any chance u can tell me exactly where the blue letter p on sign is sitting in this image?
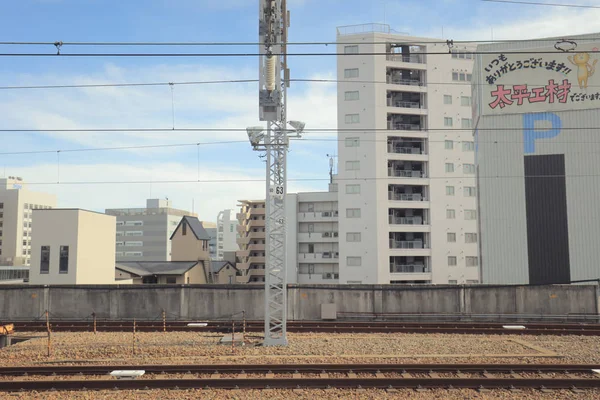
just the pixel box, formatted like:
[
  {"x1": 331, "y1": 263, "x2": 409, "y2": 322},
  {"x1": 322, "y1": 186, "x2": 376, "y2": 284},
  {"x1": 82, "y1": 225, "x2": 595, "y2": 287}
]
[{"x1": 523, "y1": 112, "x2": 562, "y2": 154}]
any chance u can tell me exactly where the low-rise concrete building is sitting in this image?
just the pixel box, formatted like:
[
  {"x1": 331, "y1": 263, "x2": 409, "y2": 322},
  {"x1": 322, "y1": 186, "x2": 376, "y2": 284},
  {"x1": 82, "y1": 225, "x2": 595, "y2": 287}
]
[
  {"x1": 29, "y1": 209, "x2": 116, "y2": 285},
  {"x1": 115, "y1": 261, "x2": 208, "y2": 284}
]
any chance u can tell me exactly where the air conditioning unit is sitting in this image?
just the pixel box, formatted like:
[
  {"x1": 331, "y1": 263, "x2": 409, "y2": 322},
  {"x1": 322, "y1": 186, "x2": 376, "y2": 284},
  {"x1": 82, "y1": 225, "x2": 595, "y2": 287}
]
[
  {"x1": 333, "y1": 232, "x2": 339, "y2": 238},
  {"x1": 333, "y1": 273, "x2": 339, "y2": 279},
  {"x1": 322, "y1": 211, "x2": 331, "y2": 217},
  {"x1": 334, "y1": 252, "x2": 339, "y2": 258},
  {"x1": 333, "y1": 211, "x2": 339, "y2": 217},
  {"x1": 324, "y1": 273, "x2": 332, "y2": 279},
  {"x1": 323, "y1": 232, "x2": 330, "y2": 237}
]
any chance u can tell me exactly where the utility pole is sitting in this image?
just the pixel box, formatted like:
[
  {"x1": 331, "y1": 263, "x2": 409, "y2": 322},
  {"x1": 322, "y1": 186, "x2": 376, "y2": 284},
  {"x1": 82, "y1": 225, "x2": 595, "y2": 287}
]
[{"x1": 247, "y1": 0, "x2": 303, "y2": 346}]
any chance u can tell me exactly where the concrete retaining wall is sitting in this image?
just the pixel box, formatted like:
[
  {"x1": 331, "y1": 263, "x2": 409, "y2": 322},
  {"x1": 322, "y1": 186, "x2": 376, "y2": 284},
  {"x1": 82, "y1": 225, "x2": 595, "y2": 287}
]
[{"x1": 0, "y1": 284, "x2": 597, "y2": 320}]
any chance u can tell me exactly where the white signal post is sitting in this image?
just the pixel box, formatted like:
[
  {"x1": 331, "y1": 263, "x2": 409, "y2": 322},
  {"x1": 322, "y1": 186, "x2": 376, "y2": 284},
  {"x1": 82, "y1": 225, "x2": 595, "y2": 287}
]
[{"x1": 247, "y1": 0, "x2": 304, "y2": 346}]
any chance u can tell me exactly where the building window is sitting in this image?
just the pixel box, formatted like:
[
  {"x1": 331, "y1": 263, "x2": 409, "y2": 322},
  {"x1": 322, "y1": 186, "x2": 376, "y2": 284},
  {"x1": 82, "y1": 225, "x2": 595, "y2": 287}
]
[
  {"x1": 116, "y1": 241, "x2": 125, "y2": 246},
  {"x1": 125, "y1": 221, "x2": 143, "y2": 226},
  {"x1": 447, "y1": 233, "x2": 456, "y2": 243},
  {"x1": 116, "y1": 221, "x2": 124, "y2": 226},
  {"x1": 466, "y1": 280, "x2": 479, "y2": 284},
  {"x1": 345, "y1": 161, "x2": 360, "y2": 171},
  {"x1": 344, "y1": 68, "x2": 359, "y2": 78},
  {"x1": 444, "y1": 117, "x2": 453, "y2": 127},
  {"x1": 345, "y1": 184, "x2": 360, "y2": 194},
  {"x1": 125, "y1": 251, "x2": 143, "y2": 257},
  {"x1": 346, "y1": 208, "x2": 361, "y2": 218},
  {"x1": 40, "y1": 246, "x2": 50, "y2": 274},
  {"x1": 446, "y1": 186, "x2": 455, "y2": 196},
  {"x1": 125, "y1": 241, "x2": 143, "y2": 246},
  {"x1": 464, "y1": 186, "x2": 477, "y2": 197},
  {"x1": 448, "y1": 256, "x2": 457, "y2": 266},
  {"x1": 116, "y1": 231, "x2": 124, "y2": 237},
  {"x1": 461, "y1": 118, "x2": 472, "y2": 129},
  {"x1": 464, "y1": 210, "x2": 477, "y2": 220},
  {"x1": 452, "y1": 72, "x2": 472, "y2": 81},
  {"x1": 346, "y1": 232, "x2": 361, "y2": 242},
  {"x1": 125, "y1": 231, "x2": 143, "y2": 236},
  {"x1": 446, "y1": 209, "x2": 456, "y2": 219},
  {"x1": 452, "y1": 72, "x2": 459, "y2": 81},
  {"x1": 59, "y1": 246, "x2": 69, "y2": 274},
  {"x1": 466, "y1": 256, "x2": 479, "y2": 267},
  {"x1": 347, "y1": 256, "x2": 362, "y2": 267},
  {"x1": 344, "y1": 45, "x2": 359, "y2": 54},
  {"x1": 445, "y1": 163, "x2": 454, "y2": 173},
  {"x1": 166, "y1": 277, "x2": 177, "y2": 284},
  {"x1": 463, "y1": 141, "x2": 475, "y2": 151},
  {"x1": 345, "y1": 91, "x2": 359, "y2": 101},
  {"x1": 115, "y1": 252, "x2": 124, "y2": 257},
  {"x1": 230, "y1": 225, "x2": 234, "y2": 232},
  {"x1": 448, "y1": 280, "x2": 458, "y2": 284},
  {"x1": 182, "y1": 221, "x2": 187, "y2": 236},
  {"x1": 443, "y1": 95, "x2": 452, "y2": 105},
  {"x1": 345, "y1": 114, "x2": 360, "y2": 124},
  {"x1": 444, "y1": 140, "x2": 453, "y2": 150},
  {"x1": 465, "y1": 233, "x2": 478, "y2": 243},
  {"x1": 461, "y1": 96, "x2": 471, "y2": 106},
  {"x1": 0, "y1": 203, "x2": 3, "y2": 209},
  {"x1": 345, "y1": 137, "x2": 360, "y2": 147},
  {"x1": 463, "y1": 164, "x2": 476, "y2": 174}
]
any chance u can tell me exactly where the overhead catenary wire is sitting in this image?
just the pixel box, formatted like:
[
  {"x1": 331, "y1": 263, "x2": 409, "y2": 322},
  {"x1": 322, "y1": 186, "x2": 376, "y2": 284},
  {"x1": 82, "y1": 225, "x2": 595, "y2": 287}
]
[
  {"x1": 5, "y1": 77, "x2": 600, "y2": 91},
  {"x1": 481, "y1": 0, "x2": 600, "y2": 9},
  {"x1": 3, "y1": 35, "x2": 600, "y2": 47},
  {"x1": 0, "y1": 49, "x2": 598, "y2": 57},
  {"x1": 15, "y1": 173, "x2": 600, "y2": 187},
  {"x1": 6, "y1": 137, "x2": 600, "y2": 157},
  {"x1": 0, "y1": 127, "x2": 597, "y2": 132}
]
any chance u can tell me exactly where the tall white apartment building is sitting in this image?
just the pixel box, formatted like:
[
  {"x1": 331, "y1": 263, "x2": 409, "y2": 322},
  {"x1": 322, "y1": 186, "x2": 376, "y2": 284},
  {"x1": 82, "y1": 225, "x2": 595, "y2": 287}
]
[
  {"x1": 105, "y1": 199, "x2": 196, "y2": 262},
  {"x1": 216, "y1": 210, "x2": 239, "y2": 260},
  {"x1": 336, "y1": 23, "x2": 479, "y2": 284},
  {"x1": 0, "y1": 177, "x2": 56, "y2": 266}
]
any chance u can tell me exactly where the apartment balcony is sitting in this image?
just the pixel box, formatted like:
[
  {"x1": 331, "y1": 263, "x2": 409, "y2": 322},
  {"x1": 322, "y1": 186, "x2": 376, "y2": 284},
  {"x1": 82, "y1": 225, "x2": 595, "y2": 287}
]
[
  {"x1": 389, "y1": 239, "x2": 425, "y2": 249},
  {"x1": 297, "y1": 211, "x2": 339, "y2": 222},
  {"x1": 248, "y1": 219, "x2": 266, "y2": 228},
  {"x1": 390, "y1": 264, "x2": 430, "y2": 273},
  {"x1": 387, "y1": 169, "x2": 426, "y2": 178},
  {"x1": 386, "y1": 53, "x2": 426, "y2": 70},
  {"x1": 297, "y1": 232, "x2": 339, "y2": 243},
  {"x1": 386, "y1": 100, "x2": 427, "y2": 116},
  {"x1": 237, "y1": 258, "x2": 265, "y2": 271},
  {"x1": 298, "y1": 252, "x2": 340, "y2": 263},
  {"x1": 386, "y1": 72, "x2": 427, "y2": 93},
  {"x1": 248, "y1": 244, "x2": 265, "y2": 252}
]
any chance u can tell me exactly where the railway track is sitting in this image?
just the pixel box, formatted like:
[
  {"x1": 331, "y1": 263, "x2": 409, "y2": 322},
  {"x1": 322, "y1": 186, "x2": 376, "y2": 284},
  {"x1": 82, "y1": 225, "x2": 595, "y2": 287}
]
[
  {"x1": 0, "y1": 363, "x2": 599, "y2": 392},
  {"x1": 9, "y1": 320, "x2": 600, "y2": 335}
]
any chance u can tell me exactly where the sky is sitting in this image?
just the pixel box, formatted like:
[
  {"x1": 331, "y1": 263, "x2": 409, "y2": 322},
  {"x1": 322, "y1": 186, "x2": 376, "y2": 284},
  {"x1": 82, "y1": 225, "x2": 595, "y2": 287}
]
[{"x1": 2, "y1": 0, "x2": 600, "y2": 222}]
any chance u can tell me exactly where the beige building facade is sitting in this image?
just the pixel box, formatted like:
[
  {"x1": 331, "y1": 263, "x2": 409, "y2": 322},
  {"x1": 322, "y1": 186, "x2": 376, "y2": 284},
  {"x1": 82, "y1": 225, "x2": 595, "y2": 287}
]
[
  {"x1": 29, "y1": 209, "x2": 117, "y2": 285},
  {"x1": 0, "y1": 177, "x2": 56, "y2": 266},
  {"x1": 236, "y1": 200, "x2": 266, "y2": 283}
]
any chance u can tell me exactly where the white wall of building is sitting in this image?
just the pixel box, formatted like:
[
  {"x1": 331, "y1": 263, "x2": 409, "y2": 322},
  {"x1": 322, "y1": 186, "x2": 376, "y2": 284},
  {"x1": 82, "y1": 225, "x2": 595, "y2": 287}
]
[
  {"x1": 29, "y1": 209, "x2": 117, "y2": 285},
  {"x1": 217, "y1": 209, "x2": 239, "y2": 260},
  {"x1": 0, "y1": 177, "x2": 56, "y2": 266},
  {"x1": 336, "y1": 24, "x2": 479, "y2": 284}
]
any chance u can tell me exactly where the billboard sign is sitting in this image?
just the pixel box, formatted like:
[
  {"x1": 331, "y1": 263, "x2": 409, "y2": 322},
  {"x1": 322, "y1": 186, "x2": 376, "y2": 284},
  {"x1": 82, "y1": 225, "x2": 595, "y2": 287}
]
[{"x1": 480, "y1": 43, "x2": 600, "y2": 115}]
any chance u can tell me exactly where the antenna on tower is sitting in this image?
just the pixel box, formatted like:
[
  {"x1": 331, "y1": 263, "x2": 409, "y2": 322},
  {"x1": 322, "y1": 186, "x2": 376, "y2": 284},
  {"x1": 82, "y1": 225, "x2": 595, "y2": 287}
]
[{"x1": 326, "y1": 154, "x2": 336, "y2": 184}]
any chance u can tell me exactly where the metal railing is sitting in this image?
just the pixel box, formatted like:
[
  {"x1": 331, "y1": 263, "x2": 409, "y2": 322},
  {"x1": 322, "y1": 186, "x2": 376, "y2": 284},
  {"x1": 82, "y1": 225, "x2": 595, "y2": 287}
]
[
  {"x1": 386, "y1": 54, "x2": 424, "y2": 64},
  {"x1": 389, "y1": 216, "x2": 423, "y2": 225},
  {"x1": 389, "y1": 240, "x2": 425, "y2": 249},
  {"x1": 389, "y1": 264, "x2": 430, "y2": 273},
  {"x1": 388, "y1": 193, "x2": 423, "y2": 201},
  {"x1": 386, "y1": 78, "x2": 424, "y2": 86},
  {"x1": 388, "y1": 168, "x2": 425, "y2": 178},
  {"x1": 387, "y1": 100, "x2": 423, "y2": 109},
  {"x1": 387, "y1": 122, "x2": 422, "y2": 131},
  {"x1": 387, "y1": 144, "x2": 423, "y2": 154}
]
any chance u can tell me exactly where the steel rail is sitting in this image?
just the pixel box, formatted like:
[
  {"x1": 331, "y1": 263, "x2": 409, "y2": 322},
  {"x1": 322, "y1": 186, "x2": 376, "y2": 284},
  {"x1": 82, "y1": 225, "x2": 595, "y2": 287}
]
[
  {"x1": 0, "y1": 363, "x2": 599, "y2": 376},
  {"x1": 1, "y1": 377, "x2": 599, "y2": 392}
]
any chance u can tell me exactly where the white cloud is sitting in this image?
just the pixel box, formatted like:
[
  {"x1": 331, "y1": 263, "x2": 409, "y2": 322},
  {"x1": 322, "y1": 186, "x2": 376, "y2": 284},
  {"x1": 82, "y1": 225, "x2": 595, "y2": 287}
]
[{"x1": 0, "y1": 62, "x2": 337, "y2": 221}]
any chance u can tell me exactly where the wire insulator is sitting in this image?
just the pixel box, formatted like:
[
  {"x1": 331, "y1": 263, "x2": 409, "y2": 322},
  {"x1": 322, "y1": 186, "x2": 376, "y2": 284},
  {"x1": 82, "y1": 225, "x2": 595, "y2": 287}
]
[{"x1": 265, "y1": 55, "x2": 276, "y2": 91}]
